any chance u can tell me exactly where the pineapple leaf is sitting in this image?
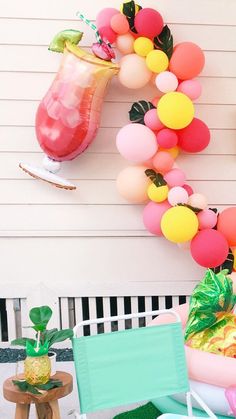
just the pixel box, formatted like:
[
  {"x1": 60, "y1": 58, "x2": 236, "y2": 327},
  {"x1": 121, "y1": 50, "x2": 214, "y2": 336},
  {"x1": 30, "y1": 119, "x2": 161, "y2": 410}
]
[
  {"x1": 122, "y1": 1, "x2": 142, "y2": 33},
  {"x1": 129, "y1": 100, "x2": 155, "y2": 124},
  {"x1": 212, "y1": 248, "x2": 234, "y2": 275},
  {"x1": 154, "y1": 25, "x2": 173, "y2": 59}
]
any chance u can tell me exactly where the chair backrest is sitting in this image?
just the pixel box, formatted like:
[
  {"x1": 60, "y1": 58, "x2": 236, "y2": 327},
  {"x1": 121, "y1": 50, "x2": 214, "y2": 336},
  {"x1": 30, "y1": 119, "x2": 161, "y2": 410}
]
[{"x1": 73, "y1": 310, "x2": 189, "y2": 414}]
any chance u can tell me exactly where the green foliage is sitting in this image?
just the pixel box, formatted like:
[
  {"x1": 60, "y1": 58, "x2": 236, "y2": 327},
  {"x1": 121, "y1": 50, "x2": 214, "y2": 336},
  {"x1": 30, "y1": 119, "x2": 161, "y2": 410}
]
[
  {"x1": 122, "y1": 1, "x2": 142, "y2": 33},
  {"x1": 11, "y1": 338, "x2": 35, "y2": 347},
  {"x1": 30, "y1": 306, "x2": 52, "y2": 332},
  {"x1": 129, "y1": 101, "x2": 155, "y2": 124},
  {"x1": 145, "y1": 169, "x2": 167, "y2": 187},
  {"x1": 13, "y1": 379, "x2": 62, "y2": 395},
  {"x1": 154, "y1": 25, "x2": 173, "y2": 59}
]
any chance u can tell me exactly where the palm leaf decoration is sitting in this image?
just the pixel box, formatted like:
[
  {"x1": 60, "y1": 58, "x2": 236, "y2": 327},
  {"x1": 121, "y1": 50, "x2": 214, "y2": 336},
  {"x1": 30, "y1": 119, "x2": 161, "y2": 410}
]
[
  {"x1": 122, "y1": 1, "x2": 142, "y2": 33},
  {"x1": 145, "y1": 169, "x2": 167, "y2": 187},
  {"x1": 129, "y1": 101, "x2": 155, "y2": 124},
  {"x1": 154, "y1": 25, "x2": 173, "y2": 59},
  {"x1": 213, "y1": 248, "x2": 234, "y2": 274}
]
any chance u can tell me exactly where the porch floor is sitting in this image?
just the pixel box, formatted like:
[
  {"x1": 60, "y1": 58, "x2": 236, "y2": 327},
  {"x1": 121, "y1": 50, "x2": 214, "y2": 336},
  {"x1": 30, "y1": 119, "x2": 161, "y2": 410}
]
[{"x1": 0, "y1": 362, "x2": 141, "y2": 418}]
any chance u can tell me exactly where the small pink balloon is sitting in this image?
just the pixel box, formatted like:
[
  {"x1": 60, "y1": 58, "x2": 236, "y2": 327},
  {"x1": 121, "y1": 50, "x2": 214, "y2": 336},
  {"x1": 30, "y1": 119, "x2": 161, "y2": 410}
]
[
  {"x1": 96, "y1": 8, "x2": 119, "y2": 28},
  {"x1": 155, "y1": 71, "x2": 178, "y2": 93},
  {"x1": 188, "y1": 193, "x2": 208, "y2": 209},
  {"x1": 168, "y1": 186, "x2": 189, "y2": 206},
  {"x1": 110, "y1": 13, "x2": 129, "y2": 34},
  {"x1": 177, "y1": 79, "x2": 202, "y2": 101},
  {"x1": 182, "y1": 184, "x2": 194, "y2": 196},
  {"x1": 143, "y1": 201, "x2": 171, "y2": 236},
  {"x1": 197, "y1": 209, "x2": 217, "y2": 230},
  {"x1": 144, "y1": 109, "x2": 164, "y2": 131},
  {"x1": 164, "y1": 168, "x2": 186, "y2": 187},
  {"x1": 116, "y1": 123, "x2": 158, "y2": 162},
  {"x1": 156, "y1": 128, "x2": 178, "y2": 148},
  {"x1": 99, "y1": 26, "x2": 117, "y2": 44},
  {"x1": 152, "y1": 151, "x2": 174, "y2": 173},
  {"x1": 116, "y1": 33, "x2": 134, "y2": 55}
]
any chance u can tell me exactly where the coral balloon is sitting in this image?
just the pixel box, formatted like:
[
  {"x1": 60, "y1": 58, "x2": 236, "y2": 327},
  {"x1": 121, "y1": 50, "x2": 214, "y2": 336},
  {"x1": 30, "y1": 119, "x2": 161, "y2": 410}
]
[
  {"x1": 217, "y1": 207, "x2": 236, "y2": 246},
  {"x1": 155, "y1": 71, "x2": 178, "y2": 93},
  {"x1": 110, "y1": 13, "x2": 129, "y2": 35},
  {"x1": 156, "y1": 128, "x2": 178, "y2": 149},
  {"x1": 190, "y1": 229, "x2": 229, "y2": 268},
  {"x1": 169, "y1": 42, "x2": 205, "y2": 80},
  {"x1": 188, "y1": 193, "x2": 208, "y2": 210},
  {"x1": 116, "y1": 33, "x2": 134, "y2": 54},
  {"x1": 178, "y1": 118, "x2": 210, "y2": 153},
  {"x1": 134, "y1": 8, "x2": 164, "y2": 39},
  {"x1": 157, "y1": 92, "x2": 194, "y2": 129},
  {"x1": 197, "y1": 209, "x2": 218, "y2": 230},
  {"x1": 164, "y1": 168, "x2": 186, "y2": 187},
  {"x1": 161, "y1": 206, "x2": 199, "y2": 243},
  {"x1": 134, "y1": 37, "x2": 154, "y2": 57},
  {"x1": 144, "y1": 109, "x2": 164, "y2": 131},
  {"x1": 116, "y1": 123, "x2": 158, "y2": 162},
  {"x1": 96, "y1": 8, "x2": 119, "y2": 28},
  {"x1": 143, "y1": 201, "x2": 171, "y2": 235},
  {"x1": 152, "y1": 151, "x2": 174, "y2": 173},
  {"x1": 116, "y1": 166, "x2": 151, "y2": 203},
  {"x1": 168, "y1": 186, "x2": 189, "y2": 206},
  {"x1": 146, "y1": 50, "x2": 169, "y2": 73},
  {"x1": 177, "y1": 79, "x2": 202, "y2": 101},
  {"x1": 118, "y1": 54, "x2": 152, "y2": 88}
]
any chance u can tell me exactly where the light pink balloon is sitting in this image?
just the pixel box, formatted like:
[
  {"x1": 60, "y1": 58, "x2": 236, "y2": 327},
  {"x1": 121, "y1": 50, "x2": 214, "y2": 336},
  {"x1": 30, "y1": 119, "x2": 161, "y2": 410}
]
[
  {"x1": 143, "y1": 200, "x2": 171, "y2": 235},
  {"x1": 188, "y1": 193, "x2": 208, "y2": 209},
  {"x1": 144, "y1": 109, "x2": 164, "y2": 131},
  {"x1": 155, "y1": 71, "x2": 178, "y2": 93},
  {"x1": 117, "y1": 166, "x2": 151, "y2": 203},
  {"x1": 164, "y1": 168, "x2": 186, "y2": 187},
  {"x1": 197, "y1": 209, "x2": 217, "y2": 230},
  {"x1": 116, "y1": 33, "x2": 135, "y2": 55},
  {"x1": 118, "y1": 54, "x2": 152, "y2": 89},
  {"x1": 177, "y1": 79, "x2": 202, "y2": 101},
  {"x1": 168, "y1": 186, "x2": 189, "y2": 206},
  {"x1": 116, "y1": 123, "x2": 158, "y2": 162}
]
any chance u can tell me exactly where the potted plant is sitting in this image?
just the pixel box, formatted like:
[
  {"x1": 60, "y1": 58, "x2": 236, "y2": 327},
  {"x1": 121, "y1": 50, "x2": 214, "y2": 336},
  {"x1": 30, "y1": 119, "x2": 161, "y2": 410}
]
[{"x1": 11, "y1": 306, "x2": 73, "y2": 386}]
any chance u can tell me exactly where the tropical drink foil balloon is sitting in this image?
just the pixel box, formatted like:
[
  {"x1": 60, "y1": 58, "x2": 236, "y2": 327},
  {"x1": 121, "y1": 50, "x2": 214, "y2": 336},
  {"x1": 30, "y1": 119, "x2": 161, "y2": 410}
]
[
  {"x1": 24, "y1": 341, "x2": 51, "y2": 385},
  {"x1": 20, "y1": 30, "x2": 119, "y2": 190}
]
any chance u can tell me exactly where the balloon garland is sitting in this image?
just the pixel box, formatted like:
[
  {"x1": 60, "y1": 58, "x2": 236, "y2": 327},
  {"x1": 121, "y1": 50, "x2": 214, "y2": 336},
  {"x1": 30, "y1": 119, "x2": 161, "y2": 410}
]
[
  {"x1": 19, "y1": 0, "x2": 236, "y2": 271},
  {"x1": 109, "y1": 1, "x2": 235, "y2": 271}
]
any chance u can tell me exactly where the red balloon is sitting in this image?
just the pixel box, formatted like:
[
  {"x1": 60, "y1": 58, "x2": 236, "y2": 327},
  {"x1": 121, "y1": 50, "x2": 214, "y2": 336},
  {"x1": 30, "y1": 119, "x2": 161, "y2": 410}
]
[
  {"x1": 98, "y1": 26, "x2": 117, "y2": 44},
  {"x1": 178, "y1": 118, "x2": 210, "y2": 153},
  {"x1": 182, "y1": 184, "x2": 194, "y2": 196},
  {"x1": 134, "y1": 8, "x2": 164, "y2": 39},
  {"x1": 217, "y1": 207, "x2": 236, "y2": 247},
  {"x1": 190, "y1": 229, "x2": 229, "y2": 268},
  {"x1": 156, "y1": 128, "x2": 178, "y2": 149},
  {"x1": 169, "y1": 42, "x2": 205, "y2": 80}
]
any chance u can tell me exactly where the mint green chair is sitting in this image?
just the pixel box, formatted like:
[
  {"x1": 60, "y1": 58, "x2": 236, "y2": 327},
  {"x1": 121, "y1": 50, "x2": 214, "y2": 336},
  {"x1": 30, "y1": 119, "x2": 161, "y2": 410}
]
[{"x1": 72, "y1": 310, "x2": 216, "y2": 419}]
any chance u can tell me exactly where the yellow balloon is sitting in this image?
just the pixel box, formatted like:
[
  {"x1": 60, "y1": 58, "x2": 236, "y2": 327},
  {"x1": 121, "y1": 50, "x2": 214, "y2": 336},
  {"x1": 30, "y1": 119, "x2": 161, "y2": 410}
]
[
  {"x1": 146, "y1": 50, "x2": 169, "y2": 73},
  {"x1": 157, "y1": 92, "x2": 194, "y2": 129},
  {"x1": 159, "y1": 146, "x2": 180, "y2": 159},
  {"x1": 134, "y1": 37, "x2": 154, "y2": 57},
  {"x1": 161, "y1": 206, "x2": 199, "y2": 243},
  {"x1": 147, "y1": 184, "x2": 169, "y2": 203}
]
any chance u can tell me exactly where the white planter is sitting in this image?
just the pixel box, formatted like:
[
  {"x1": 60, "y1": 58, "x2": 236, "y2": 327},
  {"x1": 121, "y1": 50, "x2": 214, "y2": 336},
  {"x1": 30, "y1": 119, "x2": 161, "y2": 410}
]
[{"x1": 48, "y1": 351, "x2": 57, "y2": 376}]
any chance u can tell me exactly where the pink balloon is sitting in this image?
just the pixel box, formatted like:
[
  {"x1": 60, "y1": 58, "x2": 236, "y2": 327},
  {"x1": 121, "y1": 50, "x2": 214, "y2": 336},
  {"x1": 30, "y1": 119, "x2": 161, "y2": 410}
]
[
  {"x1": 177, "y1": 79, "x2": 202, "y2": 101},
  {"x1": 225, "y1": 387, "x2": 236, "y2": 416},
  {"x1": 197, "y1": 209, "x2": 217, "y2": 230},
  {"x1": 164, "y1": 168, "x2": 186, "y2": 187},
  {"x1": 168, "y1": 186, "x2": 189, "y2": 206},
  {"x1": 144, "y1": 109, "x2": 164, "y2": 131},
  {"x1": 191, "y1": 229, "x2": 229, "y2": 268},
  {"x1": 99, "y1": 26, "x2": 117, "y2": 44},
  {"x1": 156, "y1": 128, "x2": 178, "y2": 148},
  {"x1": 155, "y1": 71, "x2": 178, "y2": 93},
  {"x1": 134, "y1": 8, "x2": 164, "y2": 39},
  {"x1": 96, "y1": 8, "x2": 119, "y2": 28},
  {"x1": 116, "y1": 123, "x2": 158, "y2": 162},
  {"x1": 182, "y1": 184, "x2": 194, "y2": 196},
  {"x1": 152, "y1": 151, "x2": 174, "y2": 173},
  {"x1": 143, "y1": 201, "x2": 171, "y2": 235},
  {"x1": 110, "y1": 13, "x2": 129, "y2": 35}
]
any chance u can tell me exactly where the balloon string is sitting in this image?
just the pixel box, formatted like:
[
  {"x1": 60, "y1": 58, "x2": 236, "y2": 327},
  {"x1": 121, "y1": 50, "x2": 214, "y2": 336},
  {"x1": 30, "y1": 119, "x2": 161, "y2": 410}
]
[{"x1": 77, "y1": 12, "x2": 102, "y2": 44}]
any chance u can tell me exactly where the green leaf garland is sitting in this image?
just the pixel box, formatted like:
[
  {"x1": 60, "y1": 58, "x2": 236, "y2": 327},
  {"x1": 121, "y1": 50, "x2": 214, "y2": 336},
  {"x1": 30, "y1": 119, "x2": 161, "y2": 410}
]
[
  {"x1": 13, "y1": 379, "x2": 63, "y2": 395},
  {"x1": 154, "y1": 25, "x2": 173, "y2": 59},
  {"x1": 129, "y1": 101, "x2": 155, "y2": 124}
]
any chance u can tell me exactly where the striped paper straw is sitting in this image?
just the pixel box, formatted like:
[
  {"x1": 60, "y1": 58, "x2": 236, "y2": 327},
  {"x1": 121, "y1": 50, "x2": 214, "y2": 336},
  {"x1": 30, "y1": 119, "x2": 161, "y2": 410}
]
[{"x1": 77, "y1": 12, "x2": 102, "y2": 44}]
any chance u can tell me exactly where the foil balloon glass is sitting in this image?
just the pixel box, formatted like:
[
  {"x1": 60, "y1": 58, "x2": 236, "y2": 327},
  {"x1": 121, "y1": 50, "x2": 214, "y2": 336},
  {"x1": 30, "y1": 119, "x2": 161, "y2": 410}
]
[{"x1": 20, "y1": 31, "x2": 119, "y2": 190}]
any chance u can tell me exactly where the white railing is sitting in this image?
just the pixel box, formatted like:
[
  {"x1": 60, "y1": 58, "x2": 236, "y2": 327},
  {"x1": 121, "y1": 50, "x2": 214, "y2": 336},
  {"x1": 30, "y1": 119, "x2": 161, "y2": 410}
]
[{"x1": 0, "y1": 284, "x2": 191, "y2": 346}]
